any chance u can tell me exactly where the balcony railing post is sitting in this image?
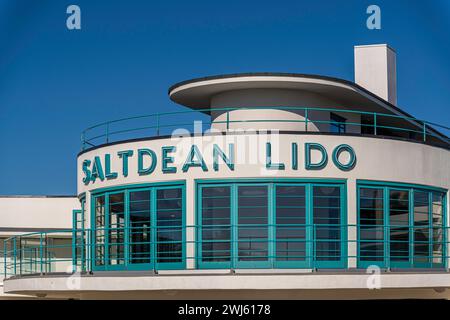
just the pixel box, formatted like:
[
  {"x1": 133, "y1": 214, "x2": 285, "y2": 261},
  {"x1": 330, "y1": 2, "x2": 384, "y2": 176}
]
[
  {"x1": 81, "y1": 132, "x2": 85, "y2": 151},
  {"x1": 226, "y1": 111, "x2": 230, "y2": 130},
  {"x1": 374, "y1": 112, "x2": 377, "y2": 135},
  {"x1": 312, "y1": 224, "x2": 316, "y2": 269},
  {"x1": 305, "y1": 108, "x2": 309, "y2": 132},
  {"x1": 40, "y1": 234, "x2": 43, "y2": 275},
  {"x1": 3, "y1": 240, "x2": 6, "y2": 277},
  {"x1": 156, "y1": 114, "x2": 160, "y2": 136},
  {"x1": 13, "y1": 238, "x2": 16, "y2": 276},
  {"x1": 423, "y1": 122, "x2": 427, "y2": 142},
  {"x1": 105, "y1": 122, "x2": 110, "y2": 144},
  {"x1": 18, "y1": 237, "x2": 22, "y2": 276}
]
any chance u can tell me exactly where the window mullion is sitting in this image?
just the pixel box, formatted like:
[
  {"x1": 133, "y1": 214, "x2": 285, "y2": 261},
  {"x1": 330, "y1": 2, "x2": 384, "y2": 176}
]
[
  {"x1": 307, "y1": 184, "x2": 313, "y2": 268},
  {"x1": 408, "y1": 189, "x2": 413, "y2": 267},
  {"x1": 269, "y1": 183, "x2": 275, "y2": 268},
  {"x1": 124, "y1": 191, "x2": 130, "y2": 267},
  {"x1": 105, "y1": 194, "x2": 110, "y2": 269},
  {"x1": 428, "y1": 191, "x2": 433, "y2": 268},
  {"x1": 384, "y1": 187, "x2": 389, "y2": 269},
  {"x1": 231, "y1": 184, "x2": 237, "y2": 269},
  {"x1": 151, "y1": 188, "x2": 157, "y2": 271}
]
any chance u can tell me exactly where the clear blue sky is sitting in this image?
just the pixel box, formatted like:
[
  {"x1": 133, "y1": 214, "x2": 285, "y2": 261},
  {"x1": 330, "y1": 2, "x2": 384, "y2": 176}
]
[{"x1": 0, "y1": 0, "x2": 449, "y2": 195}]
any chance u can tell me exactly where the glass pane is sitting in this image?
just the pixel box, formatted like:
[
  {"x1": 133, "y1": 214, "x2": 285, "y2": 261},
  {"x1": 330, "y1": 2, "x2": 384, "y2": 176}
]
[
  {"x1": 276, "y1": 185, "x2": 306, "y2": 261},
  {"x1": 413, "y1": 191, "x2": 429, "y2": 264},
  {"x1": 109, "y1": 193, "x2": 125, "y2": 265},
  {"x1": 238, "y1": 186, "x2": 268, "y2": 262},
  {"x1": 432, "y1": 192, "x2": 444, "y2": 264},
  {"x1": 202, "y1": 186, "x2": 231, "y2": 262},
  {"x1": 157, "y1": 188, "x2": 183, "y2": 263},
  {"x1": 95, "y1": 196, "x2": 106, "y2": 266},
  {"x1": 313, "y1": 186, "x2": 341, "y2": 261},
  {"x1": 389, "y1": 189, "x2": 409, "y2": 262},
  {"x1": 129, "y1": 190, "x2": 151, "y2": 264},
  {"x1": 359, "y1": 188, "x2": 384, "y2": 261}
]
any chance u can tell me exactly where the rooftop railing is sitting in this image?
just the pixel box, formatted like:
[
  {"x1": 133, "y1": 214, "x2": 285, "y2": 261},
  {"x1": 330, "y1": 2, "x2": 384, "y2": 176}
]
[
  {"x1": 3, "y1": 225, "x2": 449, "y2": 279},
  {"x1": 81, "y1": 107, "x2": 450, "y2": 151}
]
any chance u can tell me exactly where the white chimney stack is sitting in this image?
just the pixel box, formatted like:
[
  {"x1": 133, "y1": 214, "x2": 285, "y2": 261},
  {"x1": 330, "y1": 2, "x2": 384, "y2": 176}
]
[{"x1": 354, "y1": 44, "x2": 397, "y2": 105}]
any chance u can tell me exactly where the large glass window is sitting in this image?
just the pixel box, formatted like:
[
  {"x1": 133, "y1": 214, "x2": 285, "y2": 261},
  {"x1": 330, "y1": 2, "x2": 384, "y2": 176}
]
[
  {"x1": 358, "y1": 184, "x2": 446, "y2": 268},
  {"x1": 91, "y1": 184, "x2": 185, "y2": 270},
  {"x1": 413, "y1": 190, "x2": 429, "y2": 264},
  {"x1": 359, "y1": 188, "x2": 384, "y2": 262},
  {"x1": 432, "y1": 192, "x2": 444, "y2": 265},
  {"x1": 389, "y1": 189, "x2": 410, "y2": 263},
  {"x1": 156, "y1": 188, "x2": 183, "y2": 264},
  {"x1": 201, "y1": 186, "x2": 231, "y2": 263},
  {"x1": 198, "y1": 181, "x2": 346, "y2": 269},
  {"x1": 94, "y1": 195, "x2": 106, "y2": 266},
  {"x1": 330, "y1": 113, "x2": 347, "y2": 133},
  {"x1": 275, "y1": 185, "x2": 307, "y2": 263},
  {"x1": 313, "y1": 186, "x2": 342, "y2": 262},
  {"x1": 73, "y1": 198, "x2": 86, "y2": 271},
  {"x1": 129, "y1": 190, "x2": 151, "y2": 264},
  {"x1": 109, "y1": 192, "x2": 125, "y2": 265},
  {"x1": 237, "y1": 186, "x2": 269, "y2": 263}
]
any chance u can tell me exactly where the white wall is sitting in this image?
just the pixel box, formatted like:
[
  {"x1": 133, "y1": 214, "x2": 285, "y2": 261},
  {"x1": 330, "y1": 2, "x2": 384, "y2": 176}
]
[
  {"x1": 209, "y1": 88, "x2": 359, "y2": 133},
  {"x1": 355, "y1": 44, "x2": 397, "y2": 105},
  {"x1": 0, "y1": 197, "x2": 78, "y2": 232},
  {"x1": 0, "y1": 196, "x2": 78, "y2": 298},
  {"x1": 77, "y1": 134, "x2": 449, "y2": 269},
  {"x1": 77, "y1": 134, "x2": 450, "y2": 194}
]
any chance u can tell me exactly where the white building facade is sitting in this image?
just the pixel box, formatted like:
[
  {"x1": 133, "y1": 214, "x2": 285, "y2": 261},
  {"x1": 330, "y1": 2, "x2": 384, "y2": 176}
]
[{"x1": 2, "y1": 45, "x2": 450, "y2": 299}]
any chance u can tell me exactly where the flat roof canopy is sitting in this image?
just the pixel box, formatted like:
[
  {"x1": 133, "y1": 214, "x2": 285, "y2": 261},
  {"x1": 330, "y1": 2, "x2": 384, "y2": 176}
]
[
  {"x1": 168, "y1": 73, "x2": 448, "y2": 145},
  {"x1": 169, "y1": 73, "x2": 398, "y2": 114}
]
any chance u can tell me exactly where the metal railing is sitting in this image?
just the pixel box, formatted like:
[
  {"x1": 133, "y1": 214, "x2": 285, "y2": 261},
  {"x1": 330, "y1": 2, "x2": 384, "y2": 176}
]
[
  {"x1": 80, "y1": 107, "x2": 450, "y2": 151},
  {"x1": 3, "y1": 225, "x2": 448, "y2": 279}
]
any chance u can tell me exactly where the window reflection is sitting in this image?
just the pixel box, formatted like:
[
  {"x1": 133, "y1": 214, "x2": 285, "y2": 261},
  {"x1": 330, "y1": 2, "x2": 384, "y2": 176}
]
[
  {"x1": 358, "y1": 185, "x2": 445, "y2": 268},
  {"x1": 238, "y1": 186, "x2": 268, "y2": 262}
]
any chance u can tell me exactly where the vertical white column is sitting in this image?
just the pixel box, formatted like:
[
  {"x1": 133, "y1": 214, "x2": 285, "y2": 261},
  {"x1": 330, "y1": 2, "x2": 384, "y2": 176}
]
[
  {"x1": 347, "y1": 179, "x2": 357, "y2": 268},
  {"x1": 354, "y1": 44, "x2": 397, "y2": 105}
]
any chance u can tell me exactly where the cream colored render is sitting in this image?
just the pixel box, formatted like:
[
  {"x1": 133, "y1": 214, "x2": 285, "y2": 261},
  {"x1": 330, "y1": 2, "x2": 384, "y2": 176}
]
[
  {"x1": 0, "y1": 197, "x2": 78, "y2": 234},
  {"x1": 77, "y1": 133, "x2": 449, "y2": 194},
  {"x1": 4, "y1": 131, "x2": 449, "y2": 299},
  {"x1": 0, "y1": 196, "x2": 79, "y2": 299},
  {"x1": 5, "y1": 271, "x2": 450, "y2": 300},
  {"x1": 77, "y1": 134, "x2": 450, "y2": 268}
]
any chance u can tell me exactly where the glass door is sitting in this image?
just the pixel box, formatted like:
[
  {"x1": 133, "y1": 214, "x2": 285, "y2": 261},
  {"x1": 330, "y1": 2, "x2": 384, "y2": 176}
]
[
  {"x1": 312, "y1": 184, "x2": 346, "y2": 268},
  {"x1": 199, "y1": 185, "x2": 232, "y2": 268},
  {"x1": 358, "y1": 187, "x2": 385, "y2": 268},
  {"x1": 94, "y1": 195, "x2": 106, "y2": 267},
  {"x1": 274, "y1": 184, "x2": 311, "y2": 268},
  {"x1": 72, "y1": 205, "x2": 85, "y2": 272},
  {"x1": 155, "y1": 187, "x2": 184, "y2": 269},
  {"x1": 388, "y1": 188, "x2": 410, "y2": 268},
  {"x1": 128, "y1": 189, "x2": 151, "y2": 268},
  {"x1": 108, "y1": 192, "x2": 125, "y2": 267},
  {"x1": 413, "y1": 190, "x2": 430, "y2": 267},
  {"x1": 235, "y1": 184, "x2": 270, "y2": 268}
]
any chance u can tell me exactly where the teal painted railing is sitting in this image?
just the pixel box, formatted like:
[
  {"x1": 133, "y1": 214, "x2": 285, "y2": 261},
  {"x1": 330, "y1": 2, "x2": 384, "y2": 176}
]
[
  {"x1": 3, "y1": 225, "x2": 448, "y2": 279},
  {"x1": 80, "y1": 106, "x2": 450, "y2": 151}
]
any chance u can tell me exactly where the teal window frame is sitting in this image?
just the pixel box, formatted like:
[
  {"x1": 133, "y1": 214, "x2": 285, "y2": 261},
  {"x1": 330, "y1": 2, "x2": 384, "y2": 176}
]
[
  {"x1": 196, "y1": 178, "x2": 347, "y2": 270},
  {"x1": 357, "y1": 180, "x2": 447, "y2": 269},
  {"x1": 90, "y1": 181, "x2": 186, "y2": 271},
  {"x1": 330, "y1": 112, "x2": 347, "y2": 133},
  {"x1": 72, "y1": 196, "x2": 86, "y2": 272}
]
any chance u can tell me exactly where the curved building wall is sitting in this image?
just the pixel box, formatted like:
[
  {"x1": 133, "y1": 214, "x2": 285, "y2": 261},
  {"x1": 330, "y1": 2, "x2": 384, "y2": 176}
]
[
  {"x1": 76, "y1": 134, "x2": 450, "y2": 270},
  {"x1": 209, "y1": 89, "x2": 361, "y2": 133}
]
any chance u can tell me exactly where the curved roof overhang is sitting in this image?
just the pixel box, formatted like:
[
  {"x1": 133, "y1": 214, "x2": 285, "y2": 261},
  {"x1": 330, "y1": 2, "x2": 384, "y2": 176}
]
[{"x1": 168, "y1": 73, "x2": 448, "y2": 143}]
